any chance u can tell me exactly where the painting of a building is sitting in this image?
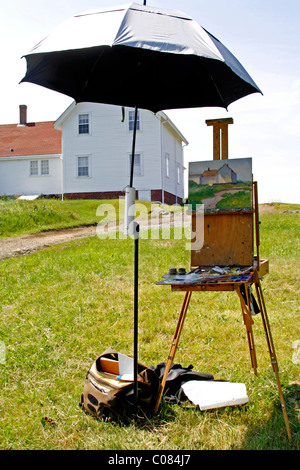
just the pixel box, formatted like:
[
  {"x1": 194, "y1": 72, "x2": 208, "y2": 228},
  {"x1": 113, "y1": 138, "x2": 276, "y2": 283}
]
[
  {"x1": 190, "y1": 163, "x2": 237, "y2": 186},
  {"x1": 189, "y1": 158, "x2": 252, "y2": 213}
]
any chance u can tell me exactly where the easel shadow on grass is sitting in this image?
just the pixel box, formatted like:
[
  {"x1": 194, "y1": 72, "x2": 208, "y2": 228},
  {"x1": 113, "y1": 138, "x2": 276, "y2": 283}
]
[
  {"x1": 90, "y1": 382, "x2": 299, "y2": 449},
  {"x1": 238, "y1": 382, "x2": 300, "y2": 450}
]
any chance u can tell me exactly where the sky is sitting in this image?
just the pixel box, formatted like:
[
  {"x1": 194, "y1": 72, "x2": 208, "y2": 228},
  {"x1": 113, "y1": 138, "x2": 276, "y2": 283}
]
[{"x1": 0, "y1": 0, "x2": 299, "y2": 204}]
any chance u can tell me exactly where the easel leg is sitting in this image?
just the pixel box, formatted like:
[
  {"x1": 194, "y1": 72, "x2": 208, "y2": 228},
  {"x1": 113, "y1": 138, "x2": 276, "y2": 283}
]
[
  {"x1": 237, "y1": 284, "x2": 258, "y2": 375},
  {"x1": 153, "y1": 290, "x2": 192, "y2": 414},
  {"x1": 254, "y1": 278, "x2": 292, "y2": 440}
]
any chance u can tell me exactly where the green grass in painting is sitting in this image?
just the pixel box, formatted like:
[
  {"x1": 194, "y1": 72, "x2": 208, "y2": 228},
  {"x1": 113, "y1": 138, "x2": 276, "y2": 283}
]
[
  {"x1": 188, "y1": 180, "x2": 252, "y2": 212},
  {"x1": 0, "y1": 202, "x2": 299, "y2": 450},
  {"x1": 216, "y1": 190, "x2": 252, "y2": 210}
]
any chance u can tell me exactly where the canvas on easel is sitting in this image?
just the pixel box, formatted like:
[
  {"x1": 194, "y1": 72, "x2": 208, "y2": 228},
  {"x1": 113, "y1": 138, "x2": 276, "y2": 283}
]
[{"x1": 189, "y1": 157, "x2": 253, "y2": 267}]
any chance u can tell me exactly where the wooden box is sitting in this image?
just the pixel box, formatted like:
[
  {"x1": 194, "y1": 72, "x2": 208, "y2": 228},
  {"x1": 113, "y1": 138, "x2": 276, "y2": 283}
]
[{"x1": 191, "y1": 212, "x2": 253, "y2": 267}]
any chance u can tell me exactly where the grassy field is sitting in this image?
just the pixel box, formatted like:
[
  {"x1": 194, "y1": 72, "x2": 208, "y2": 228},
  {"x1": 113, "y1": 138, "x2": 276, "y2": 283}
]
[
  {"x1": 0, "y1": 199, "x2": 299, "y2": 450},
  {"x1": 0, "y1": 197, "x2": 177, "y2": 240},
  {"x1": 0, "y1": 198, "x2": 123, "y2": 239}
]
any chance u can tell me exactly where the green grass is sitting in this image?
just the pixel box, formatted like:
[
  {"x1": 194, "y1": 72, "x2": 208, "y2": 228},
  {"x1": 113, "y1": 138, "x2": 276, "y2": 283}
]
[
  {"x1": 0, "y1": 197, "x2": 179, "y2": 240},
  {"x1": 0, "y1": 198, "x2": 124, "y2": 239},
  {"x1": 216, "y1": 190, "x2": 252, "y2": 210},
  {"x1": 0, "y1": 202, "x2": 299, "y2": 450}
]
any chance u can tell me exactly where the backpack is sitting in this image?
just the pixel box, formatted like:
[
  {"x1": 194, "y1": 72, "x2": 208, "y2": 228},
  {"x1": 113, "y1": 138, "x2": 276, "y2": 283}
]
[
  {"x1": 151, "y1": 362, "x2": 214, "y2": 403},
  {"x1": 79, "y1": 347, "x2": 160, "y2": 422}
]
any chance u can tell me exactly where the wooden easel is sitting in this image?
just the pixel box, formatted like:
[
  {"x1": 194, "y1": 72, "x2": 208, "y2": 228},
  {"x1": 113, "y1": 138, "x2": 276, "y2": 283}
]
[
  {"x1": 205, "y1": 117, "x2": 233, "y2": 160},
  {"x1": 154, "y1": 119, "x2": 292, "y2": 440}
]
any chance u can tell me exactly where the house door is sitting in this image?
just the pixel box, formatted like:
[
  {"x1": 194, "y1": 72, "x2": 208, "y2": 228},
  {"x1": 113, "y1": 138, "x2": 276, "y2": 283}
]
[{"x1": 139, "y1": 190, "x2": 151, "y2": 202}]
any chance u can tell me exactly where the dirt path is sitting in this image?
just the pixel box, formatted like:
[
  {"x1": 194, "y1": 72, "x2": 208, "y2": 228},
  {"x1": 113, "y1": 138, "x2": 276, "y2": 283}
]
[
  {"x1": 201, "y1": 188, "x2": 244, "y2": 209},
  {"x1": 0, "y1": 225, "x2": 98, "y2": 260},
  {"x1": 0, "y1": 211, "x2": 189, "y2": 260},
  {"x1": 0, "y1": 204, "x2": 278, "y2": 261}
]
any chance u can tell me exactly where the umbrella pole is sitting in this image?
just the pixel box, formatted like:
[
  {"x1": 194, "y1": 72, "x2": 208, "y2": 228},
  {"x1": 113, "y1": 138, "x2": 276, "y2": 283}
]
[
  {"x1": 130, "y1": 105, "x2": 138, "y2": 188},
  {"x1": 130, "y1": 105, "x2": 139, "y2": 411},
  {"x1": 134, "y1": 221, "x2": 139, "y2": 411}
]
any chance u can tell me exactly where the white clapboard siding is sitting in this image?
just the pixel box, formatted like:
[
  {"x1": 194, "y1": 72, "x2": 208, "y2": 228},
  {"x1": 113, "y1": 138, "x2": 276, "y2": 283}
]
[
  {"x1": 56, "y1": 102, "x2": 186, "y2": 200},
  {"x1": 0, "y1": 155, "x2": 62, "y2": 196},
  {"x1": 161, "y1": 122, "x2": 184, "y2": 201}
]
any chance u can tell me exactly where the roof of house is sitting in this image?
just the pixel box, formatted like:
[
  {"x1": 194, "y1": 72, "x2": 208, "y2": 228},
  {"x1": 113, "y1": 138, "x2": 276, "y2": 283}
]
[
  {"x1": 202, "y1": 169, "x2": 219, "y2": 177},
  {"x1": 0, "y1": 121, "x2": 61, "y2": 158},
  {"x1": 202, "y1": 164, "x2": 236, "y2": 177}
]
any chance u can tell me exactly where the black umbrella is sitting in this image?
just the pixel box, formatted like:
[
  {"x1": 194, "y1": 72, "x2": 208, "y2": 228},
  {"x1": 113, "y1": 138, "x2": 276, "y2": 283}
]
[
  {"x1": 20, "y1": 1, "x2": 261, "y2": 412},
  {"x1": 21, "y1": 3, "x2": 261, "y2": 112}
]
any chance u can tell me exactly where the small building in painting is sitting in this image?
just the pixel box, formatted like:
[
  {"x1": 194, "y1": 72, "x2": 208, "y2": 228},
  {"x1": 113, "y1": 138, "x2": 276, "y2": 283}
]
[{"x1": 190, "y1": 163, "x2": 237, "y2": 186}]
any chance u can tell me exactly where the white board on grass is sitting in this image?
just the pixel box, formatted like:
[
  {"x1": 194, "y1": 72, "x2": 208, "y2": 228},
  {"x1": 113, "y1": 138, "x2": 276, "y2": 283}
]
[{"x1": 182, "y1": 381, "x2": 249, "y2": 410}]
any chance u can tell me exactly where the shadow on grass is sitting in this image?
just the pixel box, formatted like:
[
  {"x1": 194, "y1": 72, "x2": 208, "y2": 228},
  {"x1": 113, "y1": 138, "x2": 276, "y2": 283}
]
[
  {"x1": 237, "y1": 382, "x2": 300, "y2": 450},
  {"x1": 91, "y1": 382, "x2": 300, "y2": 449}
]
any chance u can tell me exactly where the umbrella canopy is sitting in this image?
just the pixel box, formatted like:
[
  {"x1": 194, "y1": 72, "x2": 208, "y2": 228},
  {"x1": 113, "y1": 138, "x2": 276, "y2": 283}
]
[{"x1": 21, "y1": 2, "x2": 261, "y2": 113}]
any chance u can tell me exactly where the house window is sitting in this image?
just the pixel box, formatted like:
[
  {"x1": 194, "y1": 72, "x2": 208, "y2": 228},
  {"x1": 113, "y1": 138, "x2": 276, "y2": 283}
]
[
  {"x1": 30, "y1": 160, "x2": 38, "y2": 176},
  {"x1": 41, "y1": 160, "x2": 49, "y2": 175},
  {"x1": 165, "y1": 154, "x2": 170, "y2": 178},
  {"x1": 78, "y1": 114, "x2": 89, "y2": 134},
  {"x1": 129, "y1": 110, "x2": 140, "y2": 131},
  {"x1": 129, "y1": 153, "x2": 142, "y2": 176},
  {"x1": 77, "y1": 156, "x2": 89, "y2": 177},
  {"x1": 30, "y1": 159, "x2": 50, "y2": 176}
]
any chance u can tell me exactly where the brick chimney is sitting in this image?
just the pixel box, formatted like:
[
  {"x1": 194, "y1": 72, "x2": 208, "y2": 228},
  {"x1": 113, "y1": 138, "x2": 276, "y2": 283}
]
[{"x1": 19, "y1": 104, "x2": 27, "y2": 126}]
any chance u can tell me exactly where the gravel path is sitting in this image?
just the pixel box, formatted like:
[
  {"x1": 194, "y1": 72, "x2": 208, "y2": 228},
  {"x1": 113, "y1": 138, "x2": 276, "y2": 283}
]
[
  {"x1": 0, "y1": 204, "x2": 277, "y2": 260},
  {"x1": 0, "y1": 210, "x2": 191, "y2": 260}
]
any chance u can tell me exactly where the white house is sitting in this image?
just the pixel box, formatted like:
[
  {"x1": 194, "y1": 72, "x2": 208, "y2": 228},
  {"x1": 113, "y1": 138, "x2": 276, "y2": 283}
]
[
  {"x1": 0, "y1": 103, "x2": 188, "y2": 204},
  {"x1": 0, "y1": 105, "x2": 62, "y2": 197}
]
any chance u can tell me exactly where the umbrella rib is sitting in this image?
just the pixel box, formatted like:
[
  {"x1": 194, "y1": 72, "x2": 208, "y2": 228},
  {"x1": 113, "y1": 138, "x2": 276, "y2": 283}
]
[
  {"x1": 78, "y1": 48, "x2": 105, "y2": 102},
  {"x1": 200, "y1": 58, "x2": 228, "y2": 110}
]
